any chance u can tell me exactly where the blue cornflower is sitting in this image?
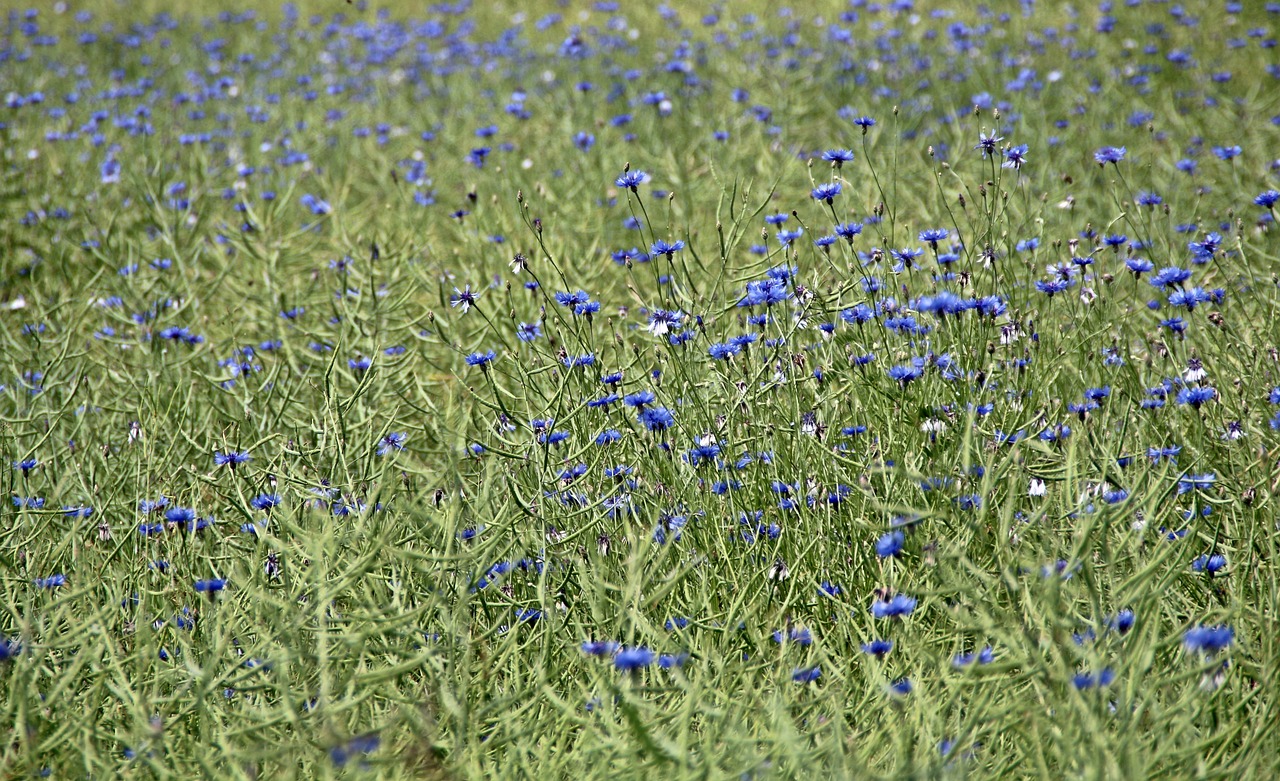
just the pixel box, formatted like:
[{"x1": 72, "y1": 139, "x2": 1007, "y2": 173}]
[
  {"x1": 1177, "y1": 473, "x2": 1216, "y2": 494},
  {"x1": 194, "y1": 578, "x2": 227, "y2": 593},
  {"x1": 1183, "y1": 625, "x2": 1233, "y2": 655},
  {"x1": 918, "y1": 229, "x2": 949, "y2": 249},
  {"x1": 811, "y1": 182, "x2": 842, "y2": 203},
  {"x1": 834, "y1": 222, "x2": 863, "y2": 241},
  {"x1": 554, "y1": 290, "x2": 590, "y2": 308},
  {"x1": 623, "y1": 390, "x2": 655, "y2": 408},
  {"x1": 821, "y1": 148, "x2": 855, "y2": 167},
  {"x1": 614, "y1": 647, "x2": 656, "y2": 671},
  {"x1": 138, "y1": 497, "x2": 169, "y2": 514},
  {"x1": 862, "y1": 639, "x2": 893, "y2": 658},
  {"x1": 581, "y1": 640, "x2": 620, "y2": 656},
  {"x1": 1256, "y1": 190, "x2": 1280, "y2": 209},
  {"x1": 516, "y1": 321, "x2": 542, "y2": 342},
  {"x1": 650, "y1": 239, "x2": 685, "y2": 258},
  {"x1": 1094, "y1": 146, "x2": 1126, "y2": 165},
  {"x1": 449, "y1": 285, "x2": 480, "y2": 313},
  {"x1": 871, "y1": 594, "x2": 917, "y2": 619},
  {"x1": 708, "y1": 342, "x2": 740, "y2": 360},
  {"x1": 953, "y1": 647, "x2": 996, "y2": 667},
  {"x1": 1072, "y1": 668, "x2": 1116, "y2": 690},
  {"x1": 1034, "y1": 279, "x2": 1071, "y2": 297},
  {"x1": 0, "y1": 635, "x2": 20, "y2": 661},
  {"x1": 1169, "y1": 287, "x2": 1211, "y2": 310},
  {"x1": 637, "y1": 406, "x2": 675, "y2": 432},
  {"x1": 1126, "y1": 258, "x2": 1154, "y2": 276},
  {"x1": 250, "y1": 493, "x2": 281, "y2": 511},
  {"x1": 330, "y1": 735, "x2": 380, "y2": 768},
  {"x1": 1152, "y1": 266, "x2": 1187, "y2": 286},
  {"x1": 1175, "y1": 386, "x2": 1216, "y2": 408},
  {"x1": 974, "y1": 130, "x2": 1003, "y2": 156},
  {"x1": 777, "y1": 228, "x2": 804, "y2": 245},
  {"x1": 658, "y1": 653, "x2": 688, "y2": 669},
  {"x1": 615, "y1": 170, "x2": 650, "y2": 192},
  {"x1": 738, "y1": 279, "x2": 790, "y2": 307},
  {"x1": 1192, "y1": 554, "x2": 1227, "y2": 574},
  {"x1": 465, "y1": 350, "x2": 497, "y2": 368},
  {"x1": 13, "y1": 458, "x2": 37, "y2": 476},
  {"x1": 514, "y1": 608, "x2": 542, "y2": 624},
  {"x1": 887, "y1": 364, "x2": 923, "y2": 388},
  {"x1": 214, "y1": 451, "x2": 252, "y2": 469},
  {"x1": 1106, "y1": 610, "x2": 1136, "y2": 634},
  {"x1": 377, "y1": 432, "x2": 406, "y2": 455},
  {"x1": 165, "y1": 507, "x2": 196, "y2": 524},
  {"x1": 34, "y1": 574, "x2": 66, "y2": 589},
  {"x1": 875, "y1": 530, "x2": 905, "y2": 558},
  {"x1": 791, "y1": 666, "x2": 821, "y2": 683},
  {"x1": 1002, "y1": 144, "x2": 1029, "y2": 169}
]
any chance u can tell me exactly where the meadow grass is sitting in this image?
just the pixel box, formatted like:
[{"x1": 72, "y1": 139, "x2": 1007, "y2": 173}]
[{"x1": 2, "y1": 0, "x2": 1280, "y2": 778}]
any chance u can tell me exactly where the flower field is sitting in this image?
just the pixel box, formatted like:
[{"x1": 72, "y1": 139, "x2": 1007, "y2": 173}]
[{"x1": 2, "y1": 1, "x2": 1279, "y2": 778}]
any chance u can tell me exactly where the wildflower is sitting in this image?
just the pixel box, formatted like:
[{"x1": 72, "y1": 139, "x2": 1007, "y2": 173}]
[
  {"x1": 615, "y1": 170, "x2": 650, "y2": 192},
  {"x1": 614, "y1": 647, "x2": 656, "y2": 671},
  {"x1": 1192, "y1": 554, "x2": 1227, "y2": 574},
  {"x1": 875, "y1": 530, "x2": 905, "y2": 558},
  {"x1": 918, "y1": 228, "x2": 949, "y2": 248},
  {"x1": 194, "y1": 578, "x2": 227, "y2": 593},
  {"x1": 1002, "y1": 144, "x2": 1029, "y2": 169},
  {"x1": 1106, "y1": 610, "x2": 1136, "y2": 634},
  {"x1": 821, "y1": 148, "x2": 855, "y2": 167},
  {"x1": 1072, "y1": 668, "x2": 1116, "y2": 690},
  {"x1": 646, "y1": 309, "x2": 682, "y2": 336},
  {"x1": 887, "y1": 364, "x2": 923, "y2": 388},
  {"x1": 637, "y1": 406, "x2": 675, "y2": 432},
  {"x1": 953, "y1": 647, "x2": 996, "y2": 667},
  {"x1": 871, "y1": 594, "x2": 917, "y2": 619},
  {"x1": 650, "y1": 239, "x2": 685, "y2": 258},
  {"x1": 450, "y1": 285, "x2": 480, "y2": 313},
  {"x1": 791, "y1": 666, "x2": 821, "y2": 683},
  {"x1": 214, "y1": 451, "x2": 252, "y2": 469},
  {"x1": 1184, "y1": 625, "x2": 1233, "y2": 656},
  {"x1": 377, "y1": 432, "x2": 406, "y2": 455},
  {"x1": 1094, "y1": 146, "x2": 1126, "y2": 165},
  {"x1": 516, "y1": 322, "x2": 542, "y2": 342},
  {"x1": 974, "y1": 130, "x2": 1003, "y2": 156},
  {"x1": 581, "y1": 640, "x2": 620, "y2": 656},
  {"x1": 1176, "y1": 386, "x2": 1216, "y2": 408},
  {"x1": 811, "y1": 183, "x2": 842, "y2": 204},
  {"x1": 862, "y1": 639, "x2": 893, "y2": 658},
  {"x1": 1177, "y1": 473, "x2": 1216, "y2": 494},
  {"x1": 1255, "y1": 190, "x2": 1280, "y2": 209},
  {"x1": 465, "y1": 350, "x2": 497, "y2": 368},
  {"x1": 164, "y1": 507, "x2": 196, "y2": 525},
  {"x1": 250, "y1": 494, "x2": 281, "y2": 511},
  {"x1": 34, "y1": 574, "x2": 66, "y2": 589},
  {"x1": 329, "y1": 735, "x2": 380, "y2": 769}
]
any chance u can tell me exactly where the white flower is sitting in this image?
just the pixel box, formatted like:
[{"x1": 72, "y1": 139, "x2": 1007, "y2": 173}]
[{"x1": 1029, "y1": 478, "x2": 1047, "y2": 497}]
